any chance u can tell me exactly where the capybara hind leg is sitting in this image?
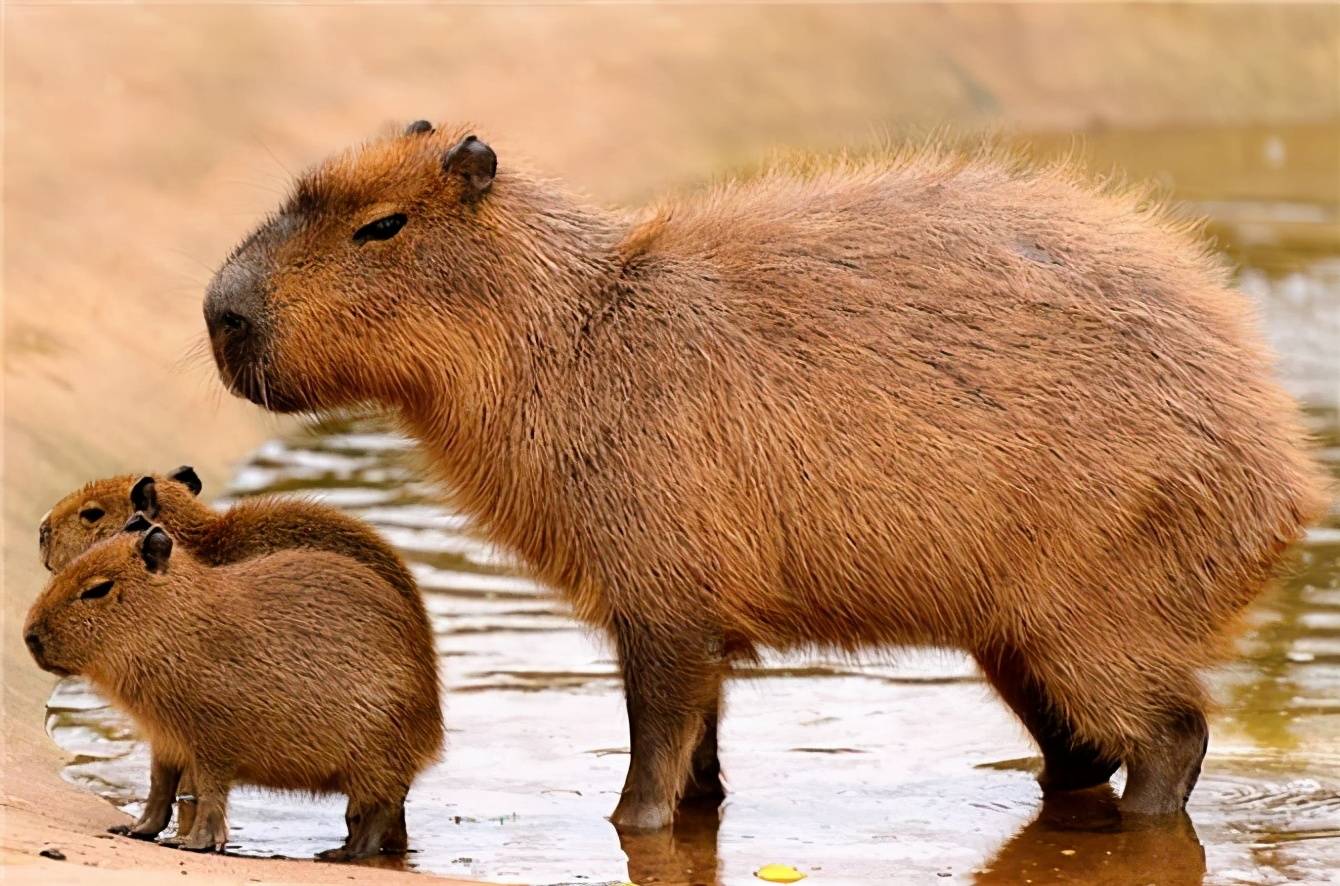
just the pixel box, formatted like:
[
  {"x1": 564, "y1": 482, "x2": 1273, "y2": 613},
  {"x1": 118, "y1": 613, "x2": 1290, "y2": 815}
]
[
  {"x1": 110, "y1": 751, "x2": 181, "y2": 840},
  {"x1": 975, "y1": 647, "x2": 1119, "y2": 792},
  {"x1": 318, "y1": 794, "x2": 404, "y2": 861},
  {"x1": 179, "y1": 767, "x2": 230, "y2": 853},
  {"x1": 681, "y1": 686, "x2": 726, "y2": 807},
  {"x1": 1121, "y1": 707, "x2": 1209, "y2": 816},
  {"x1": 611, "y1": 622, "x2": 720, "y2": 831}
]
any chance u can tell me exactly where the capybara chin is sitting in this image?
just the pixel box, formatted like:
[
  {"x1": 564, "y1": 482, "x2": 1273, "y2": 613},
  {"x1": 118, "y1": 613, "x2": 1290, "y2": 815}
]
[
  {"x1": 23, "y1": 525, "x2": 443, "y2": 859},
  {"x1": 204, "y1": 120, "x2": 1328, "y2": 830}
]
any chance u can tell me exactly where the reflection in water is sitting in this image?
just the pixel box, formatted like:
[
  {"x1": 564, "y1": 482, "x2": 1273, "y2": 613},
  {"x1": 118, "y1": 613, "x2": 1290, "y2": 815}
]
[
  {"x1": 977, "y1": 788, "x2": 1206, "y2": 886},
  {"x1": 44, "y1": 127, "x2": 1340, "y2": 885},
  {"x1": 621, "y1": 806, "x2": 723, "y2": 886}
]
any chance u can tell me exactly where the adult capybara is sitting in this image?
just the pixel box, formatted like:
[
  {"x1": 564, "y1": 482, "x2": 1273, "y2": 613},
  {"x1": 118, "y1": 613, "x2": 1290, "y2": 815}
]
[
  {"x1": 40, "y1": 465, "x2": 418, "y2": 599},
  {"x1": 23, "y1": 520, "x2": 443, "y2": 859},
  {"x1": 202, "y1": 121, "x2": 1327, "y2": 830}
]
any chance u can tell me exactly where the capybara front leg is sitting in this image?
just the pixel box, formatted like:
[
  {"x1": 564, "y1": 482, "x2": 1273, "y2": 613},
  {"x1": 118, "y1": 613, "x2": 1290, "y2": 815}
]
[
  {"x1": 681, "y1": 692, "x2": 726, "y2": 807},
  {"x1": 611, "y1": 620, "x2": 719, "y2": 832},
  {"x1": 381, "y1": 804, "x2": 409, "y2": 855},
  {"x1": 173, "y1": 767, "x2": 199, "y2": 840},
  {"x1": 976, "y1": 646, "x2": 1120, "y2": 792},
  {"x1": 179, "y1": 766, "x2": 230, "y2": 853},
  {"x1": 1121, "y1": 706, "x2": 1209, "y2": 815},
  {"x1": 109, "y1": 750, "x2": 181, "y2": 840}
]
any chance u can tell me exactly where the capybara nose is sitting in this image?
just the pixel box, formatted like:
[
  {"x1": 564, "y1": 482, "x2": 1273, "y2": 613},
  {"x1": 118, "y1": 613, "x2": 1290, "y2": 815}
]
[
  {"x1": 24, "y1": 630, "x2": 43, "y2": 661},
  {"x1": 204, "y1": 258, "x2": 265, "y2": 344},
  {"x1": 205, "y1": 300, "x2": 253, "y2": 343}
]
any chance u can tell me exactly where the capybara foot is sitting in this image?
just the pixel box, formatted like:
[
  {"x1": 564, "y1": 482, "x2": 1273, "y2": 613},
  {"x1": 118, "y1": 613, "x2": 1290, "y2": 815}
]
[
  {"x1": 178, "y1": 836, "x2": 225, "y2": 853},
  {"x1": 611, "y1": 796, "x2": 675, "y2": 832},
  {"x1": 321, "y1": 799, "x2": 402, "y2": 861},
  {"x1": 1038, "y1": 747, "x2": 1122, "y2": 794},
  {"x1": 317, "y1": 845, "x2": 379, "y2": 862},
  {"x1": 107, "y1": 823, "x2": 162, "y2": 841},
  {"x1": 1121, "y1": 708, "x2": 1209, "y2": 816},
  {"x1": 179, "y1": 818, "x2": 228, "y2": 853}
]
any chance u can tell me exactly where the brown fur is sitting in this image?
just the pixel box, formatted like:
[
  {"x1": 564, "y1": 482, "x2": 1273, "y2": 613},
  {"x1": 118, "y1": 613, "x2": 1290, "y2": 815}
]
[
  {"x1": 204, "y1": 123, "x2": 1329, "y2": 829},
  {"x1": 40, "y1": 471, "x2": 418, "y2": 598},
  {"x1": 23, "y1": 527, "x2": 443, "y2": 858},
  {"x1": 39, "y1": 470, "x2": 428, "y2": 838}
]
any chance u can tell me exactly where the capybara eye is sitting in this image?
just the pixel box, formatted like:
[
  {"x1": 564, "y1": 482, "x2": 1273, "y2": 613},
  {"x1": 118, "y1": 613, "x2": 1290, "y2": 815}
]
[
  {"x1": 79, "y1": 580, "x2": 113, "y2": 600},
  {"x1": 79, "y1": 506, "x2": 105, "y2": 523},
  {"x1": 353, "y1": 213, "x2": 407, "y2": 245},
  {"x1": 353, "y1": 213, "x2": 404, "y2": 243}
]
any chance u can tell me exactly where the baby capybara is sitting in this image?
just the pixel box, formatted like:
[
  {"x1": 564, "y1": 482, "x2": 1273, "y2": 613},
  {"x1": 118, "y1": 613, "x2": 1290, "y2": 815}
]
[
  {"x1": 23, "y1": 521, "x2": 443, "y2": 858},
  {"x1": 39, "y1": 466, "x2": 428, "y2": 836},
  {"x1": 40, "y1": 465, "x2": 417, "y2": 599},
  {"x1": 203, "y1": 121, "x2": 1327, "y2": 830}
]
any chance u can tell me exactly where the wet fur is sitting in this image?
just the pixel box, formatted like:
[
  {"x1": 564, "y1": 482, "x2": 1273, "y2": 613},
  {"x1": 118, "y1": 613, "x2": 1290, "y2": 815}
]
[
  {"x1": 206, "y1": 125, "x2": 1329, "y2": 827},
  {"x1": 24, "y1": 533, "x2": 443, "y2": 856}
]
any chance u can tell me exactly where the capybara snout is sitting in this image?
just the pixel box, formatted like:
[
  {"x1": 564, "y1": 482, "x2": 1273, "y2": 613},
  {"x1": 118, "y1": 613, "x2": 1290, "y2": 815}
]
[{"x1": 25, "y1": 530, "x2": 166, "y2": 688}]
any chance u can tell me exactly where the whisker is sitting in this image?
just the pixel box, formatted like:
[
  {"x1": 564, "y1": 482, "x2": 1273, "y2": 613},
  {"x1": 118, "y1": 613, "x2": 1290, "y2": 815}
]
[
  {"x1": 257, "y1": 362, "x2": 272, "y2": 412},
  {"x1": 175, "y1": 336, "x2": 214, "y2": 373}
]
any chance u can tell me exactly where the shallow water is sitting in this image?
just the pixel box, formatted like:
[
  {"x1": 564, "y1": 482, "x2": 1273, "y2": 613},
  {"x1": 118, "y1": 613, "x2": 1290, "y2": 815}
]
[{"x1": 48, "y1": 126, "x2": 1340, "y2": 885}]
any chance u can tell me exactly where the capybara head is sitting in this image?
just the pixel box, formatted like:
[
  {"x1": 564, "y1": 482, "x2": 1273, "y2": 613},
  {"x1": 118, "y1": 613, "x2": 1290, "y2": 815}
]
[
  {"x1": 40, "y1": 467, "x2": 202, "y2": 572},
  {"x1": 204, "y1": 121, "x2": 516, "y2": 414},
  {"x1": 24, "y1": 521, "x2": 175, "y2": 677}
]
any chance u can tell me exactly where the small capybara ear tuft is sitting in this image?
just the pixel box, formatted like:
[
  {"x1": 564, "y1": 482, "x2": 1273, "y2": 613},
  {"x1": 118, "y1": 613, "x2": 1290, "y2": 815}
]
[
  {"x1": 168, "y1": 465, "x2": 203, "y2": 496},
  {"x1": 443, "y1": 135, "x2": 496, "y2": 202},
  {"x1": 129, "y1": 476, "x2": 159, "y2": 517},
  {"x1": 140, "y1": 526, "x2": 173, "y2": 574},
  {"x1": 405, "y1": 119, "x2": 434, "y2": 136},
  {"x1": 123, "y1": 513, "x2": 152, "y2": 533}
]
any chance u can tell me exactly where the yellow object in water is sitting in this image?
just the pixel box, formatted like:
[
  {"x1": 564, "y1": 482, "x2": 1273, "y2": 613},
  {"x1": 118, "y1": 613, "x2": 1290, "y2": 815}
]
[{"x1": 755, "y1": 864, "x2": 807, "y2": 883}]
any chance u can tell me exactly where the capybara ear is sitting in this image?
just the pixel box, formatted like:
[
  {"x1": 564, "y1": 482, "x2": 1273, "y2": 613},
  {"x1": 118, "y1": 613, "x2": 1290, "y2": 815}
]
[
  {"x1": 443, "y1": 135, "x2": 496, "y2": 202},
  {"x1": 129, "y1": 476, "x2": 160, "y2": 517},
  {"x1": 405, "y1": 119, "x2": 434, "y2": 136},
  {"x1": 140, "y1": 526, "x2": 173, "y2": 574},
  {"x1": 168, "y1": 465, "x2": 203, "y2": 496},
  {"x1": 123, "y1": 513, "x2": 152, "y2": 534}
]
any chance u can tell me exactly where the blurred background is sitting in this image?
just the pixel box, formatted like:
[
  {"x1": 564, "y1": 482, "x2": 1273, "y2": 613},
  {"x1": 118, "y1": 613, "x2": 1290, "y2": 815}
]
[{"x1": 5, "y1": 4, "x2": 1338, "y2": 885}]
